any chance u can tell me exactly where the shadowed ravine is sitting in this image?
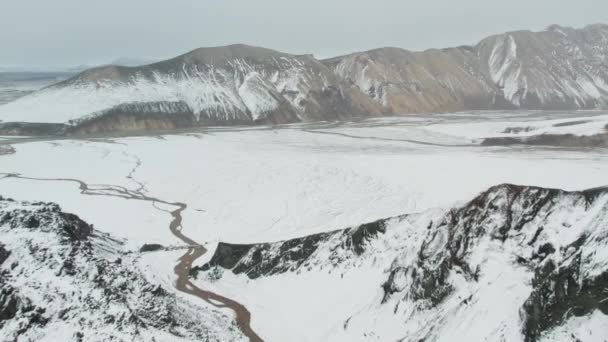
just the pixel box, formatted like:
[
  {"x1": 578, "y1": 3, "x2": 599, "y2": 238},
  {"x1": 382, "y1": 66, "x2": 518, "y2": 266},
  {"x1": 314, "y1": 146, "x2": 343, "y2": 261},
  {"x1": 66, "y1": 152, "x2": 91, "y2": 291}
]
[{"x1": 0, "y1": 172, "x2": 264, "y2": 342}]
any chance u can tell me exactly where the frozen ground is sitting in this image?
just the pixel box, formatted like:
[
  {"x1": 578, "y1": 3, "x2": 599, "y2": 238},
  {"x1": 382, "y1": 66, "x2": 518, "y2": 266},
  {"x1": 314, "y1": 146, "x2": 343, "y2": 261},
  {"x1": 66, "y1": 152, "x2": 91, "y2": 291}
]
[
  {"x1": 426, "y1": 111, "x2": 608, "y2": 141},
  {"x1": 1, "y1": 112, "x2": 607, "y2": 340}
]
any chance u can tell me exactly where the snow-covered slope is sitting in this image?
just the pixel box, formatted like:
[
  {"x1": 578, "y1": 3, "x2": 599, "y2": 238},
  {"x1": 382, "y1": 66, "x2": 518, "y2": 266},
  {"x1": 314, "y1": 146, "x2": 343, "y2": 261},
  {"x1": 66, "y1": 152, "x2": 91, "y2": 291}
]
[
  {"x1": 324, "y1": 46, "x2": 495, "y2": 114},
  {"x1": 0, "y1": 196, "x2": 245, "y2": 342},
  {"x1": 0, "y1": 44, "x2": 379, "y2": 133},
  {"x1": 195, "y1": 184, "x2": 608, "y2": 341},
  {"x1": 326, "y1": 24, "x2": 608, "y2": 114},
  {"x1": 478, "y1": 24, "x2": 608, "y2": 110},
  {"x1": 2, "y1": 25, "x2": 608, "y2": 135}
]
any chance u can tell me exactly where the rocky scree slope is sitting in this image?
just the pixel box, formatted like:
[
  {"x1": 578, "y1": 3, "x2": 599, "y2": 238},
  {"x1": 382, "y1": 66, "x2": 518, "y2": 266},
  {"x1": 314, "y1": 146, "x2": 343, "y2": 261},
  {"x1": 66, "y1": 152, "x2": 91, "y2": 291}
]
[
  {"x1": 0, "y1": 196, "x2": 245, "y2": 342},
  {"x1": 197, "y1": 184, "x2": 608, "y2": 341}
]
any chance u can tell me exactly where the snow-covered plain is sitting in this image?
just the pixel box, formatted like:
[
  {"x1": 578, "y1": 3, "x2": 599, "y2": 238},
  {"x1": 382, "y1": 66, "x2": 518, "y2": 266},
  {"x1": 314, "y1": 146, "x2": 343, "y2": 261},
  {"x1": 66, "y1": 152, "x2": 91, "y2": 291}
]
[{"x1": 1, "y1": 112, "x2": 607, "y2": 341}]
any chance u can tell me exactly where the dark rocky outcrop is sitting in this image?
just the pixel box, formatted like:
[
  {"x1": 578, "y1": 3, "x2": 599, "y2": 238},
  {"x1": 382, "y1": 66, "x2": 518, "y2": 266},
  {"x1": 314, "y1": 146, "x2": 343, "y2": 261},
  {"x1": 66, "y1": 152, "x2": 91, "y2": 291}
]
[
  {"x1": 481, "y1": 132, "x2": 608, "y2": 147},
  {"x1": 0, "y1": 244, "x2": 8, "y2": 266},
  {"x1": 522, "y1": 252, "x2": 608, "y2": 341},
  {"x1": 193, "y1": 218, "x2": 390, "y2": 279},
  {"x1": 139, "y1": 243, "x2": 165, "y2": 253}
]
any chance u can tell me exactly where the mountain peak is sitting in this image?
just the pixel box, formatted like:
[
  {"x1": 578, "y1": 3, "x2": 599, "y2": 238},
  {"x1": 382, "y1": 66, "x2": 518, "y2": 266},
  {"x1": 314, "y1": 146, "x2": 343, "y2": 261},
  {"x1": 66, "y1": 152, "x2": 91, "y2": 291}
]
[{"x1": 172, "y1": 44, "x2": 293, "y2": 65}]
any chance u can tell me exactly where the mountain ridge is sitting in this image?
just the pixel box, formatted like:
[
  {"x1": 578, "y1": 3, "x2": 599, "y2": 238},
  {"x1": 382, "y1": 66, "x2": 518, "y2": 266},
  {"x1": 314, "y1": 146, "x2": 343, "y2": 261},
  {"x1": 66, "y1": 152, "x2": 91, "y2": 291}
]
[
  {"x1": 1, "y1": 23, "x2": 607, "y2": 135},
  {"x1": 194, "y1": 183, "x2": 608, "y2": 342}
]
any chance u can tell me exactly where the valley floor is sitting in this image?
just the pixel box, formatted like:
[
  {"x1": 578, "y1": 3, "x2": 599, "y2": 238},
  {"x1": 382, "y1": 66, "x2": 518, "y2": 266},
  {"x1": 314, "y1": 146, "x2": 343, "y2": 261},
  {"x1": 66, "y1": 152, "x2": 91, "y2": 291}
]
[{"x1": 1, "y1": 111, "x2": 608, "y2": 341}]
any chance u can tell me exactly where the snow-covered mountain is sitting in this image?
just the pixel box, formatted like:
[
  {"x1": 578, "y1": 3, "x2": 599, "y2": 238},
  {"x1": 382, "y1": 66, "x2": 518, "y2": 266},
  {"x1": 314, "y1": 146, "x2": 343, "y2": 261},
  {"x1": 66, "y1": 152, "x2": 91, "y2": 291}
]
[
  {"x1": 195, "y1": 184, "x2": 608, "y2": 341},
  {"x1": 326, "y1": 24, "x2": 608, "y2": 113},
  {"x1": 478, "y1": 24, "x2": 608, "y2": 109},
  {"x1": 0, "y1": 44, "x2": 380, "y2": 135},
  {"x1": 324, "y1": 46, "x2": 496, "y2": 113},
  {"x1": 1, "y1": 24, "x2": 608, "y2": 135},
  {"x1": 0, "y1": 196, "x2": 245, "y2": 342}
]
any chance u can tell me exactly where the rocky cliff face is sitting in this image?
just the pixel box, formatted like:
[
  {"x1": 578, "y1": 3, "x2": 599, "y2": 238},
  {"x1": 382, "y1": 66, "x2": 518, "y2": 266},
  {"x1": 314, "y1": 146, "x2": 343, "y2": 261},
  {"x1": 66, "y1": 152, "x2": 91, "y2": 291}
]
[
  {"x1": 1, "y1": 24, "x2": 607, "y2": 135},
  {"x1": 0, "y1": 196, "x2": 244, "y2": 342},
  {"x1": 197, "y1": 184, "x2": 608, "y2": 341}
]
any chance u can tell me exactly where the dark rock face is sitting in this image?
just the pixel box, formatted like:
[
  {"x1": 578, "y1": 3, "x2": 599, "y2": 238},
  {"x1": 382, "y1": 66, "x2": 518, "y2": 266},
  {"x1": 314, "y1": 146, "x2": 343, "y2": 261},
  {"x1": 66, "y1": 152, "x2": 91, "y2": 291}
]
[
  {"x1": 0, "y1": 286, "x2": 19, "y2": 323},
  {"x1": 481, "y1": 132, "x2": 608, "y2": 147},
  {"x1": 139, "y1": 243, "x2": 165, "y2": 252},
  {"x1": 0, "y1": 244, "x2": 9, "y2": 266},
  {"x1": 194, "y1": 218, "x2": 390, "y2": 279},
  {"x1": 522, "y1": 253, "x2": 608, "y2": 341},
  {"x1": 0, "y1": 201, "x2": 93, "y2": 244}
]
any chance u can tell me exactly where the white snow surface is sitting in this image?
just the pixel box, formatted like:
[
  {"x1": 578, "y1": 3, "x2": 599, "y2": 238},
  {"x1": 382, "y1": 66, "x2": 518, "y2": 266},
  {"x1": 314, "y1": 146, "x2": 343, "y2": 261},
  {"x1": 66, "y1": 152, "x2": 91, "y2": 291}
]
[
  {"x1": 0, "y1": 57, "x2": 317, "y2": 123},
  {"x1": 484, "y1": 29, "x2": 608, "y2": 108},
  {"x1": 540, "y1": 310, "x2": 608, "y2": 342},
  {"x1": 3, "y1": 116, "x2": 608, "y2": 245},
  {"x1": 489, "y1": 34, "x2": 523, "y2": 104},
  {"x1": 427, "y1": 111, "x2": 608, "y2": 140},
  {"x1": 1, "y1": 112, "x2": 607, "y2": 340},
  {"x1": 0, "y1": 199, "x2": 245, "y2": 342}
]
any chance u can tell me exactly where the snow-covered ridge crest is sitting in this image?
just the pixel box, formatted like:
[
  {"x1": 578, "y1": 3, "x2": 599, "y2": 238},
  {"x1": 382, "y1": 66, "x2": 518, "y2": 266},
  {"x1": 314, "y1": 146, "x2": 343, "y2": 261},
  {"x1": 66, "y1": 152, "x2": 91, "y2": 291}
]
[
  {"x1": 0, "y1": 44, "x2": 371, "y2": 128},
  {"x1": 196, "y1": 183, "x2": 608, "y2": 342},
  {"x1": 0, "y1": 57, "x2": 302, "y2": 124},
  {"x1": 0, "y1": 196, "x2": 244, "y2": 342}
]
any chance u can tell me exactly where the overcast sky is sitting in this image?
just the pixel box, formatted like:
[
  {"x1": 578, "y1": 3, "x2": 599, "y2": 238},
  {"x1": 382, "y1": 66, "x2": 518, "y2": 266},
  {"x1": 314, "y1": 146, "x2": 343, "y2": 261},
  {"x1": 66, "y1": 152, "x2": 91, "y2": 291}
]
[{"x1": 1, "y1": 0, "x2": 607, "y2": 68}]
